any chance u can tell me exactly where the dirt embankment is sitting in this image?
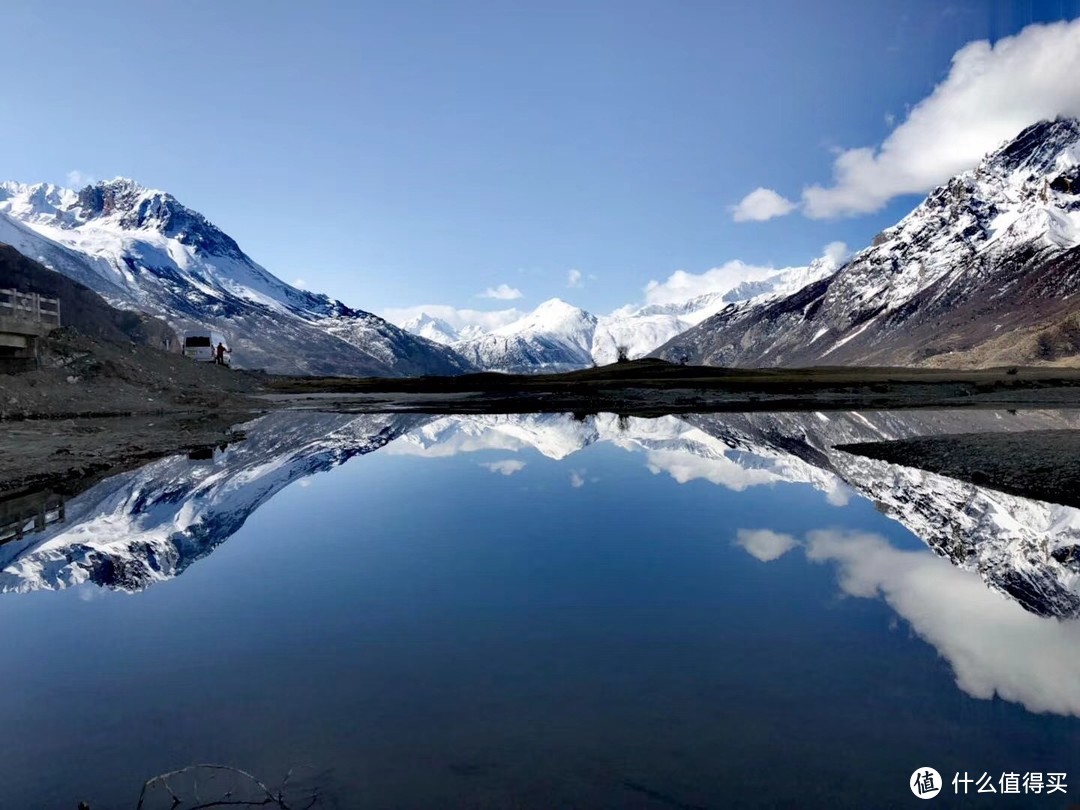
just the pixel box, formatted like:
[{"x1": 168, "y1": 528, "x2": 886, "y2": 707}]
[
  {"x1": 0, "y1": 412, "x2": 249, "y2": 496},
  {"x1": 11, "y1": 346, "x2": 1080, "y2": 496},
  {"x1": 1, "y1": 329, "x2": 266, "y2": 494},
  {"x1": 2, "y1": 328, "x2": 261, "y2": 419}
]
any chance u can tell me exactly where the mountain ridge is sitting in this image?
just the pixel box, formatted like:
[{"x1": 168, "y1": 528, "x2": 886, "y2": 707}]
[{"x1": 653, "y1": 118, "x2": 1080, "y2": 369}]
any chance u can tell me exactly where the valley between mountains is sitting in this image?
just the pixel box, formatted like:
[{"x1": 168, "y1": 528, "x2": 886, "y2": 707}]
[
  {"x1": 4, "y1": 118, "x2": 1080, "y2": 377},
  {"x1": 6, "y1": 119, "x2": 1080, "y2": 509}
]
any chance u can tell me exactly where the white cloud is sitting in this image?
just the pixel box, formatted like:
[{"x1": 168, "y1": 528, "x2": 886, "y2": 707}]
[
  {"x1": 480, "y1": 459, "x2": 526, "y2": 476},
  {"x1": 801, "y1": 19, "x2": 1080, "y2": 218},
  {"x1": 820, "y1": 241, "x2": 850, "y2": 266},
  {"x1": 734, "y1": 529, "x2": 799, "y2": 562},
  {"x1": 824, "y1": 480, "x2": 851, "y2": 507},
  {"x1": 76, "y1": 584, "x2": 102, "y2": 602},
  {"x1": 643, "y1": 260, "x2": 778, "y2": 306},
  {"x1": 292, "y1": 277, "x2": 308, "y2": 289},
  {"x1": 66, "y1": 169, "x2": 96, "y2": 188},
  {"x1": 645, "y1": 449, "x2": 781, "y2": 491},
  {"x1": 806, "y1": 529, "x2": 1080, "y2": 717},
  {"x1": 641, "y1": 241, "x2": 850, "y2": 306},
  {"x1": 382, "y1": 304, "x2": 523, "y2": 333},
  {"x1": 479, "y1": 283, "x2": 523, "y2": 300},
  {"x1": 730, "y1": 187, "x2": 797, "y2": 222},
  {"x1": 570, "y1": 470, "x2": 586, "y2": 488},
  {"x1": 567, "y1": 269, "x2": 584, "y2": 288}
]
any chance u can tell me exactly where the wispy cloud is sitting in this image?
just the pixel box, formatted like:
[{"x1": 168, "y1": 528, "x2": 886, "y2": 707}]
[
  {"x1": 381, "y1": 304, "x2": 523, "y2": 333},
  {"x1": 292, "y1": 277, "x2": 308, "y2": 289},
  {"x1": 479, "y1": 283, "x2": 523, "y2": 300},
  {"x1": 480, "y1": 459, "x2": 526, "y2": 476},
  {"x1": 641, "y1": 242, "x2": 847, "y2": 306},
  {"x1": 643, "y1": 260, "x2": 777, "y2": 306},
  {"x1": 66, "y1": 169, "x2": 96, "y2": 188},
  {"x1": 570, "y1": 470, "x2": 586, "y2": 488},
  {"x1": 567, "y1": 269, "x2": 584, "y2": 288}
]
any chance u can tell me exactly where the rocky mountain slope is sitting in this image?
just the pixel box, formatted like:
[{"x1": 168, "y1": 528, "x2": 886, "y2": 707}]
[
  {"x1": 654, "y1": 118, "x2": 1080, "y2": 368},
  {"x1": 0, "y1": 179, "x2": 471, "y2": 376}
]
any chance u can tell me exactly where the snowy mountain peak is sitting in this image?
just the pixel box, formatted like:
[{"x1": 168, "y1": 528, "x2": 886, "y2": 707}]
[
  {"x1": 983, "y1": 117, "x2": 1080, "y2": 177},
  {"x1": 453, "y1": 298, "x2": 597, "y2": 373},
  {"x1": 499, "y1": 298, "x2": 596, "y2": 334},
  {"x1": 0, "y1": 181, "x2": 79, "y2": 225},
  {"x1": 532, "y1": 296, "x2": 579, "y2": 313},
  {"x1": 402, "y1": 312, "x2": 461, "y2": 345},
  {"x1": 71, "y1": 178, "x2": 247, "y2": 260}
]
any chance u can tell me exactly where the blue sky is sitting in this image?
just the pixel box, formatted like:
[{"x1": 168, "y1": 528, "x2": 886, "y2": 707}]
[{"x1": 4, "y1": 0, "x2": 1080, "y2": 322}]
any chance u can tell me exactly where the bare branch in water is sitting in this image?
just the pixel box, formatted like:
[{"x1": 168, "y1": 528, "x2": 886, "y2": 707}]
[{"x1": 133, "y1": 764, "x2": 320, "y2": 810}]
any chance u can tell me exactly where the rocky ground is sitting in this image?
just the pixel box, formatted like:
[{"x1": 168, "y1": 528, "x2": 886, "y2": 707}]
[
  {"x1": 1, "y1": 329, "x2": 265, "y2": 494},
  {"x1": 261, "y1": 358, "x2": 1080, "y2": 414},
  {"x1": 837, "y1": 430, "x2": 1080, "y2": 510},
  {"x1": 2, "y1": 328, "x2": 259, "y2": 418},
  {"x1": 0, "y1": 411, "x2": 250, "y2": 496},
  {"x1": 10, "y1": 342, "x2": 1080, "y2": 497}
]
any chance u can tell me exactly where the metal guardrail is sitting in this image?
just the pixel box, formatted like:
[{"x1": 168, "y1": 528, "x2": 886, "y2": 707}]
[{"x1": 0, "y1": 288, "x2": 61, "y2": 327}]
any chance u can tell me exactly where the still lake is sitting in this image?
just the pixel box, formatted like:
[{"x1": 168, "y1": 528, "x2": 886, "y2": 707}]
[{"x1": 3, "y1": 409, "x2": 1080, "y2": 808}]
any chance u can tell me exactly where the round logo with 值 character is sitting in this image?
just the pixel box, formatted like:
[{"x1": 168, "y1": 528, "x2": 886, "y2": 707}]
[{"x1": 910, "y1": 767, "x2": 942, "y2": 799}]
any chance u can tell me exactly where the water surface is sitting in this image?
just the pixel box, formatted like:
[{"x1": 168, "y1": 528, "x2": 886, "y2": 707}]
[{"x1": 3, "y1": 410, "x2": 1080, "y2": 808}]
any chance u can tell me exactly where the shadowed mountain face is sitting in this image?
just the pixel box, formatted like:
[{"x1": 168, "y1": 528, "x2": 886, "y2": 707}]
[
  {"x1": 654, "y1": 119, "x2": 1080, "y2": 368},
  {"x1": 4, "y1": 408, "x2": 1080, "y2": 622}
]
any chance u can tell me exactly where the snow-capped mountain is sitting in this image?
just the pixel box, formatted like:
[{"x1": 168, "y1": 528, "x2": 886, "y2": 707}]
[
  {"x1": 655, "y1": 118, "x2": 1080, "y2": 368},
  {"x1": 833, "y1": 451, "x2": 1080, "y2": 619},
  {"x1": 0, "y1": 178, "x2": 472, "y2": 376},
  {"x1": 391, "y1": 412, "x2": 604, "y2": 459},
  {"x1": 400, "y1": 313, "x2": 463, "y2": 345},
  {"x1": 453, "y1": 298, "x2": 598, "y2": 373},
  {"x1": 402, "y1": 255, "x2": 841, "y2": 374}
]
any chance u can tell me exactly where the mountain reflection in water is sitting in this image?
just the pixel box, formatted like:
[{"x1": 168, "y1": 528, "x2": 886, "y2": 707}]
[
  {"x1": 8, "y1": 407, "x2": 1080, "y2": 810},
  {"x1": 7, "y1": 410, "x2": 1080, "y2": 604},
  {"x1": 6, "y1": 408, "x2": 1080, "y2": 723}
]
